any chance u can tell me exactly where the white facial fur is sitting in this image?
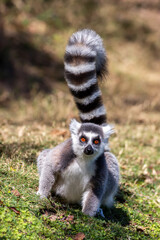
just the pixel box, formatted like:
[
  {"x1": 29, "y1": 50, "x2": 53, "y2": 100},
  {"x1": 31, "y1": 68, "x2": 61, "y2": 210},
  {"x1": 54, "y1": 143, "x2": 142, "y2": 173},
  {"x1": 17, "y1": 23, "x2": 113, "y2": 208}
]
[{"x1": 70, "y1": 119, "x2": 115, "y2": 161}]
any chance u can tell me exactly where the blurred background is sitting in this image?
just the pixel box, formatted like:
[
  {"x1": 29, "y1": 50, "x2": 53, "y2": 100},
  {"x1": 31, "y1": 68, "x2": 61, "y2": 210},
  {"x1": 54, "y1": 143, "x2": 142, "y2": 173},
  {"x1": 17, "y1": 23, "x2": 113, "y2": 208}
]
[{"x1": 0, "y1": 0, "x2": 160, "y2": 126}]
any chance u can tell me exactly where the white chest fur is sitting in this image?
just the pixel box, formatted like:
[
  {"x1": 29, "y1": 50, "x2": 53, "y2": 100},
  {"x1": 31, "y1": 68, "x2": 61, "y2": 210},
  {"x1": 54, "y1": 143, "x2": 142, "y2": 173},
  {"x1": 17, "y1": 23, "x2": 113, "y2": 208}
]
[{"x1": 55, "y1": 159, "x2": 95, "y2": 203}]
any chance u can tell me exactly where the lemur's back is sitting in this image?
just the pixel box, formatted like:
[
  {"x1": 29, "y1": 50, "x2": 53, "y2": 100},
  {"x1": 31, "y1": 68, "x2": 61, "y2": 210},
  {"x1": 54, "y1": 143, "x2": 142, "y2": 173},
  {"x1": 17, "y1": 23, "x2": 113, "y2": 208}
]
[{"x1": 64, "y1": 29, "x2": 107, "y2": 125}]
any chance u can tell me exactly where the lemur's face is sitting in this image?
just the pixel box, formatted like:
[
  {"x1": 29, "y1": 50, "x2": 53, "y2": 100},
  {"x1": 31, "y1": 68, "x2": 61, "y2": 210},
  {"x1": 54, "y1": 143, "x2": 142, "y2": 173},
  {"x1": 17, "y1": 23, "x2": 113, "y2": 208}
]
[
  {"x1": 78, "y1": 130, "x2": 103, "y2": 156},
  {"x1": 70, "y1": 119, "x2": 114, "y2": 159}
]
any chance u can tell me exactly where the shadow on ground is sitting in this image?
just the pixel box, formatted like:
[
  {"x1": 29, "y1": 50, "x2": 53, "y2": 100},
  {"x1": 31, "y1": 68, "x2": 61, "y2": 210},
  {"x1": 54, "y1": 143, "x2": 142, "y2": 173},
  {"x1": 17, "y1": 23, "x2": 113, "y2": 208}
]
[
  {"x1": 48, "y1": 189, "x2": 131, "y2": 226},
  {"x1": 0, "y1": 141, "x2": 52, "y2": 164},
  {"x1": 103, "y1": 207, "x2": 130, "y2": 226},
  {"x1": 0, "y1": 20, "x2": 64, "y2": 100},
  {"x1": 101, "y1": 186, "x2": 132, "y2": 226}
]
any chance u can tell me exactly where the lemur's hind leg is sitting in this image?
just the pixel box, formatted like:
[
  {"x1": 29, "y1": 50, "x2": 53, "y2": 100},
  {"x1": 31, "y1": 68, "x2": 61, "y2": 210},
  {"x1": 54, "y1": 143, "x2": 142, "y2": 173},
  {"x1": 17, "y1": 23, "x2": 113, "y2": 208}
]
[
  {"x1": 102, "y1": 191, "x2": 117, "y2": 208},
  {"x1": 102, "y1": 152, "x2": 119, "y2": 208}
]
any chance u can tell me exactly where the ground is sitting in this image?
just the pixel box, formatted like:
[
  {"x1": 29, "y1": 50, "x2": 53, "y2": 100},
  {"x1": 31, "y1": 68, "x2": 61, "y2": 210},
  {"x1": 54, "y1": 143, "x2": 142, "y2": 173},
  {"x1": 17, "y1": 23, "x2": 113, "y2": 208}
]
[{"x1": 0, "y1": 1, "x2": 160, "y2": 239}]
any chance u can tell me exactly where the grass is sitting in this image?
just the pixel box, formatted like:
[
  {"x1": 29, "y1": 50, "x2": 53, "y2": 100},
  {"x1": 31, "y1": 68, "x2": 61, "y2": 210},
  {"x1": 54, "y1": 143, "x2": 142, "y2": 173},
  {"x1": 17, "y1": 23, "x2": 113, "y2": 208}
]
[
  {"x1": 0, "y1": 0, "x2": 160, "y2": 239},
  {"x1": 0, "y1": 96, "x2": 160, "y2": 239}
]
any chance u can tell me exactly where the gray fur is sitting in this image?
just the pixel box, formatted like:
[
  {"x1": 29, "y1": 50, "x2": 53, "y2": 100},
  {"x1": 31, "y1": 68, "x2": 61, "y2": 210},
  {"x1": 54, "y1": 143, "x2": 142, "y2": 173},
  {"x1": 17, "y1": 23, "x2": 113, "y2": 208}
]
[
  {"x1": 37, "y1": 121, "x2": 119, "y2": 217},
  {"x1": 67, "y1": 29, "x2": 107, "y2": 77},
  {"x1": 79, "y1": 122, "x2": 104, "y2": 136}
]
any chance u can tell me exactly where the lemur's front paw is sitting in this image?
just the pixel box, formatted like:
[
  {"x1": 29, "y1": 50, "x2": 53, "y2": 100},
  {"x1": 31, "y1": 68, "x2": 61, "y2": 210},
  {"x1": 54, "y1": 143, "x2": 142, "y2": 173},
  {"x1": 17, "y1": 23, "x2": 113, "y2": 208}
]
[
  {"x1": 36, "y1": 190, "x2": 47, "y2": 199},
  {"x1": 36, "y1": 190, "x2": 40, "y2": 195},
  {"x1": 82, "y1": 208, "x2": 97, "y2": 217}
]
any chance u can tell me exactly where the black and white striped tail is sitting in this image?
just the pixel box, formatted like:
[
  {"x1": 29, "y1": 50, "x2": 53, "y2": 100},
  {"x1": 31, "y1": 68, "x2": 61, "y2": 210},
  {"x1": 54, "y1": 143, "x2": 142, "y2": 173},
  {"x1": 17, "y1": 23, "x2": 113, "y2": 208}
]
[{"x1": 64, "y1": 29, "x2": 107, "y2": 125}]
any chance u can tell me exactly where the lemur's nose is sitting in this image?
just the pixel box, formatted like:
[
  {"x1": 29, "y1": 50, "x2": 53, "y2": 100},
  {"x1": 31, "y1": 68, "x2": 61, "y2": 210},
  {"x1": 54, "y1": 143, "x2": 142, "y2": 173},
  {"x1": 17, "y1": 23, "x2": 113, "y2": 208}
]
[{"x1": 84, "y1": 145, "x2": 94, "y2": 155}]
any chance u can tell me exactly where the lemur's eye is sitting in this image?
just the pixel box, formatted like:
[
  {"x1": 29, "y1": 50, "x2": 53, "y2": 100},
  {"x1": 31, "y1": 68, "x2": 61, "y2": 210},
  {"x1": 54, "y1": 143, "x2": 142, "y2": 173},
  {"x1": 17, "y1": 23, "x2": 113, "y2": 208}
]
[
  {"x1": 80, "y1": 137, "x2": 86, "y2": 143},
  {"x1": 94, "y1": 139, "x2": 100, "y2": 145}
]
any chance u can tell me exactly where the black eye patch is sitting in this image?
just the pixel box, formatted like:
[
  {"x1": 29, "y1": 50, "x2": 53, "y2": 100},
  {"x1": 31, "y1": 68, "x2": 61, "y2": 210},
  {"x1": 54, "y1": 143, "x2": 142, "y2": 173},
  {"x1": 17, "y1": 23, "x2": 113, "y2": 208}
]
[
  {"x1": 93, "y1": 137, "x2": 101, "y2": 145},
  {"x1": 79, "y1": 135, "x2": 88, "y2": 143}
]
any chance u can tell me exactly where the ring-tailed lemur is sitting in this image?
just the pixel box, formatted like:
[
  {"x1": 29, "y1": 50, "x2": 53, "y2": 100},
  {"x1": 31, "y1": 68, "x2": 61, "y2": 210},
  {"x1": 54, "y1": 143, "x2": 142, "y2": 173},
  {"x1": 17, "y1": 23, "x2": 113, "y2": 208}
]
[{"x1": 37, "y1": 29, "x2": 119, "y2": 217}]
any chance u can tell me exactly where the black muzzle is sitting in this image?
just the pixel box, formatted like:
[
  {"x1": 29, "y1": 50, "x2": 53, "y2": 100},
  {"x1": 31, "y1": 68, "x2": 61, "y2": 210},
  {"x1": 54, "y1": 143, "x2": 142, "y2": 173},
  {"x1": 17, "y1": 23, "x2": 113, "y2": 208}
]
[{"x1": 84, "y1": 144, "x2": 94, "y2": 155}]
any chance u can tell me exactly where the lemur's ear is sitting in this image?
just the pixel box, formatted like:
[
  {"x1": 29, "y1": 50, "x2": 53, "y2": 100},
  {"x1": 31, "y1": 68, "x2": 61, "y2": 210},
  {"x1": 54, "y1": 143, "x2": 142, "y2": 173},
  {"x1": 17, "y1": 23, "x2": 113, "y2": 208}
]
[
  {"x1": 102, "y1": 124, "x2": 115, "y2": 140},
  {"x1": 70, "y1": 119, "x2": 81, "y2": 135}
]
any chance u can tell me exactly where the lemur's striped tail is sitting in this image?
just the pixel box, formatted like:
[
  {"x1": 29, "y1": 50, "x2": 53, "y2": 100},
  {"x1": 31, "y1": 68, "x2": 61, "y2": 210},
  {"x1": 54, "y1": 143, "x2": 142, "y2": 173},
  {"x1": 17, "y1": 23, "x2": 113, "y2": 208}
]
[{"x1": 64, "y1": 29, "x2": 107, "y2": 125}]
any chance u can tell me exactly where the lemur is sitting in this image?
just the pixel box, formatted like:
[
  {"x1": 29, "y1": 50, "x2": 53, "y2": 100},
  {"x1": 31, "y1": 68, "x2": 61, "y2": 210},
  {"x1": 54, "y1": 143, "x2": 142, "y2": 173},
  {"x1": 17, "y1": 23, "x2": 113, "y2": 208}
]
[{"x1": 37, "y1": 29, "x2": 119, "y2": 217}]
